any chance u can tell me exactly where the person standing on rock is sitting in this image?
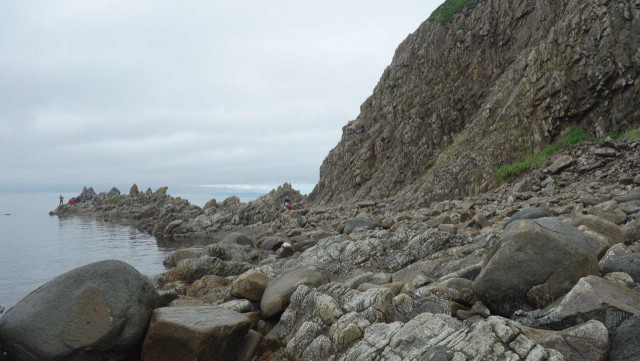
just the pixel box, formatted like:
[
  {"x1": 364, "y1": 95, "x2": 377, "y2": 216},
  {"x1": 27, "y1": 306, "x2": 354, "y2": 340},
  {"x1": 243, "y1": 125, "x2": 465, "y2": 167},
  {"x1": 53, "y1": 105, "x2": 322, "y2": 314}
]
[
  {"x1": 59, "y1": 195, "x2": 64, "y2": 206},
  {"x1": 284, "y1": 198, "x2": 292, "y2": 211}
]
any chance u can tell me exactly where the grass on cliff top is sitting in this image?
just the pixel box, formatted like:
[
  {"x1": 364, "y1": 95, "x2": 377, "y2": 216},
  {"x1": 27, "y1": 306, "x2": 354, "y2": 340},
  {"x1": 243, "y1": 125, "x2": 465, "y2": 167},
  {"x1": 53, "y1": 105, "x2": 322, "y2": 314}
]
[
  {"x1": 496, "y1": 127, "x2": 588, "y2": 181},
  {"x1": 428, "y1": 0, "x2": 479, "y2": 25},
  {"x1": 610, "y1": 128, "x2": 640, "y2": 141}
]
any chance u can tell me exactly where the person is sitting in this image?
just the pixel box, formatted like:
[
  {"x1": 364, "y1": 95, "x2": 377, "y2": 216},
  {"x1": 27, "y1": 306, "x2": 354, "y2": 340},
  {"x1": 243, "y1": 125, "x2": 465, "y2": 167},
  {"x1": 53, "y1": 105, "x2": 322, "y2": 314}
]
[
  {"x1": 283, "y1": 198, "x2": 292, "y2": 210},
  {"x1": 59, "y1": 195, "x2": 64, "y2": 206}
]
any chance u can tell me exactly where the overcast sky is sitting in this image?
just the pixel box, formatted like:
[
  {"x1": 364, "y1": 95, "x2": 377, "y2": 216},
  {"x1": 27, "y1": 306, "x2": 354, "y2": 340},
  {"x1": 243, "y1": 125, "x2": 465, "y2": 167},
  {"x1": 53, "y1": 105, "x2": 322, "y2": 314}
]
[{"x1": 0, "y1": 1, "x2": 441, "y2": 195}]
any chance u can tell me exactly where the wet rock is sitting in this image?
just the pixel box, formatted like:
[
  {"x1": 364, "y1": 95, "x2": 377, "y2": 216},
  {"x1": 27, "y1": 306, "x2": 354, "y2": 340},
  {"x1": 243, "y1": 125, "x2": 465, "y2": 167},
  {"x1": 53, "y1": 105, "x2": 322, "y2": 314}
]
[
  {"x1": 516, "y1": 276, "x2": 640, "y2": 333},
  {"x1": 601, "y1": 253, "x2": 640, "y2": 283},
  {"x1": 523, "y1": 320, "x2": 609, "y2": 361},
  {"x1": 141, "y1": 307, "x2": 250, "y2": 361},
  {"x1": 261, "y1": 265, "x2": 330, "y2": 318},
  {"x1": 231, "y1": 269, "x2": 272, "y2": 302},
  {"x1": 473, "y1": 218, "x2": 599, "y2": 316},
  {"x1": 0, "y1": 260, "x2": 162, "y2": 361}
]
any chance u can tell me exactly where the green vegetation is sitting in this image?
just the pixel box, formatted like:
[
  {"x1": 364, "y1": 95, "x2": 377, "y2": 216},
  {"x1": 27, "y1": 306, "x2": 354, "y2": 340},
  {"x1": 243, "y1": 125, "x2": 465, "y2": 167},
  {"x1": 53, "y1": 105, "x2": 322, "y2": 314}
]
[
  {"x1": 496, "y1": 121, "x2": 506, "y2": 131},
  {"x1": 609, "y1": 128, "x2": 640, "y2": 141},
  {"x1": 429, "y1": 0, "x2": 480, "y2": 25},
  {"x1": 496, "y1": 127, "x2": 588, "y2": 181}
]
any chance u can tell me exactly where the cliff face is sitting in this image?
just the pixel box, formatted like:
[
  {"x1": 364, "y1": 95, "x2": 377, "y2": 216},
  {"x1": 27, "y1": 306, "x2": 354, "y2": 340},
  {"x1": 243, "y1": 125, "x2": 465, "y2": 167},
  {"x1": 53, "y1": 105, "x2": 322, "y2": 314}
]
[{"x1": 310, "y1": 0, "x2": 640, "y2": 206}]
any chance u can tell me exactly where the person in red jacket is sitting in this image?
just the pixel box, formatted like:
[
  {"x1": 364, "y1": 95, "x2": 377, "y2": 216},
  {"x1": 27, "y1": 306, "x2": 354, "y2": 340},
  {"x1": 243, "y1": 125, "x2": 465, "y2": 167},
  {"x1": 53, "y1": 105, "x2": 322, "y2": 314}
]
[{"x1": 283, "y1": 198, "x2": 291, "y2": 210}]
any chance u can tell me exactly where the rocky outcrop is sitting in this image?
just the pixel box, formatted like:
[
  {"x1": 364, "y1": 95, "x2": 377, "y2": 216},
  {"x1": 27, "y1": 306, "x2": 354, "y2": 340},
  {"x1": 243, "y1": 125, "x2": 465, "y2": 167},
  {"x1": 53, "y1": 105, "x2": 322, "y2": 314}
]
[
  {"x1": 311, "y1": 0, "x2": 640, "y2": 205},
  {"x1": 0, "y1": 260, "x2": 163, "y2": 361}
]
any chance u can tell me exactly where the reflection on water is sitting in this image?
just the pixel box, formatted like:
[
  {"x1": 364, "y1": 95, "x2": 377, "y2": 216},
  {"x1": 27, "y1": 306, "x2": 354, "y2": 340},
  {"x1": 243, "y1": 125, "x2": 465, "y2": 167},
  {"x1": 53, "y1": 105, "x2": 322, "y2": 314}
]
[{"x1": 0, "y1": 193, "x2": 204, "y2": 310}]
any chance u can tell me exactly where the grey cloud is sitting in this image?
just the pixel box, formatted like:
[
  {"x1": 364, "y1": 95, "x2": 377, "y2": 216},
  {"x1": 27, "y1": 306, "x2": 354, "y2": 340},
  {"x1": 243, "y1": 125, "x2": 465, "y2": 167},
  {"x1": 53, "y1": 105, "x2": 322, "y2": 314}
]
[{"x1": 0, "y1": 0, "x2": 441, "y2": 193}]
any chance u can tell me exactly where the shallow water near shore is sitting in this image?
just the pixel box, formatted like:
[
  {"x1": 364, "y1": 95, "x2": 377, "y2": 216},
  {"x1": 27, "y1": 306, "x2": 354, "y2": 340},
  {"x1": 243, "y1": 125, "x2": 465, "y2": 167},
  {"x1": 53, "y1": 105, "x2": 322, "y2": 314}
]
[{"x1": 0, "y1": 191, "x2": 260, "y2": 310}]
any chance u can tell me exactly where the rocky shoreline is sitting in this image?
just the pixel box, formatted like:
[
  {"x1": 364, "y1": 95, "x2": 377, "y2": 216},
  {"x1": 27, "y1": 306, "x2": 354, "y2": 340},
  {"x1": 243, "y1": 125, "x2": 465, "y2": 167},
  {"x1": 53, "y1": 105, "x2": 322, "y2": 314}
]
[{"x1": 0, "y1": 138, "x2": 638, "y2": 360}]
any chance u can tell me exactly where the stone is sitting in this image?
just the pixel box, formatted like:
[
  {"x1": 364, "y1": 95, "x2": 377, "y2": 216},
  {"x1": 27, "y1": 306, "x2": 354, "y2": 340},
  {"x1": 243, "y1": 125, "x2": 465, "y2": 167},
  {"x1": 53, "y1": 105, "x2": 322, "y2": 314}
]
[
  {"x1": 163, "y1": 248, "x2": 203, "y2": 268},
  {"x1": 129, "y1": 183, "x2": 139, "y2": 196},
  {"x1": 155, "y1": 186, "x2": 168, "y2": 195},
  {"x1": 613, "y1": 191, "x2": 640, "y2": 204},
  {"x1": 230, "y1": 269, "x2": 272, "y2": 302},
  {"x1": 609, "y1": 315, "x2": 640, "y2": 361},
  {"x1": 258, "y1": 236, "x2": 284, "y2": 251},
  {"x1": 237, "y1": 330, "x2": 263, "y2": 361},
  {"x1": 473, "y1": 218, "x2": 599, "y2": 316},
  {"x1": 0, "y1": 260, "x2": 162, "y2": 361},
  {"x1": 177, "y1": 256, "x2": 251, "y2": 283},
  {"x1": 343, "y1": 217, "x2": 377, "y2": 235},
  {"x1": 548, "y1": 155, "x2": 575, "y2": 174},
  {"x1": 603, "y1": 272, "x2": 635, "y2": 288},
  {"x1": 590, "y1": 200, "x2": 627, "y2": 225},
  {"x1": 571, "y1": 215, "x2": 626, "y2": 244},
  {"x1": 141, "y1": 307, "x2": 251, "y2": 361},
  {"x1": 276, "y1": 242, "x2": 295, "y2": 259},
  {"x1": 261, "y1": 265, "x2": 330, "y2": 318},
  {"x1": 598, "y1": 243, "x2": 631, "y2": 270},
  {"x1": 202, "y1": 198, "x2": 218, "y2": 212},
  {"x1": 437, "y1": 223, "x2": 457, "y2": 234},
  {"x1": 508, "y1": 207, "x2": 550, "y2": 223},
  {"x1": 601, "y1": 253, "x2": 640, "y2": 283},
  {"x1": 222, "y1": 232, "x2": 254, "y2": 248},
  {"x1": 516, "y1": 276, "x2": 640, "y2": 333},
  {"x1": 523, "y1": 320, "x2": 609, "y2": 361},
  {"x1": 512, "y1": 178, "x2": 533, "y2": 193},
  {"x1": 594, "y1": 147, "x2": 617, "y2": 157}
]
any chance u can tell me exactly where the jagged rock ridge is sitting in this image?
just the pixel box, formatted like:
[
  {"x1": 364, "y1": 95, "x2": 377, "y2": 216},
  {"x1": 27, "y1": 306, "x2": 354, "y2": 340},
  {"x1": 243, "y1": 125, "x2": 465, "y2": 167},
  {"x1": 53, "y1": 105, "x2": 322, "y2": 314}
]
[{"x1": 311, "y1": 0, "x2": 640, "y2": 206}]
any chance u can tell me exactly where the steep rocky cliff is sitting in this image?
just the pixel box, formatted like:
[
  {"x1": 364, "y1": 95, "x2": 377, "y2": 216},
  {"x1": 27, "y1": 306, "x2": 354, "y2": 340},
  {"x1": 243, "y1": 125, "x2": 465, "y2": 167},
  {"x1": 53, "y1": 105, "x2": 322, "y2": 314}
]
[{"x1": 310, "y1": 0, "x2": 640, "y2": 206}]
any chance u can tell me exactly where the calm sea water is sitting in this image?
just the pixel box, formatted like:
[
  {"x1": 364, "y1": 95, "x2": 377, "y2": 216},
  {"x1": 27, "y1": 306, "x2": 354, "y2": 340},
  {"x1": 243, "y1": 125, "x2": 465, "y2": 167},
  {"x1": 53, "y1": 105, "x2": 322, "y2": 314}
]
[{"x1": 0, "y1": 190, "x2": 264, "y2": 310}]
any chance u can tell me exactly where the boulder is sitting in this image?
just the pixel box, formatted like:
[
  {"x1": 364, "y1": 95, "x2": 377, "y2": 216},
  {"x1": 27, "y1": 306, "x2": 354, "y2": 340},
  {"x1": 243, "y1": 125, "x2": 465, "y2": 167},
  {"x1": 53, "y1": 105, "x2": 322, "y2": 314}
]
[
  {"x1": 609, "y1": 315, "x2": 640, "y2": 361},
  {"x1": 177, "y1": 256, "x2": 251, "y2": 283},
  {"x1": 548, "y1": 155, "x2": 575, "y2": 174},
  {"x1": 276, "y1": 242, "x2": 295, "y2": 259},
  {"x1": 0, "y1": 260, "x2": 162, "y2": 361},
  {"x1": 598, "y1": 243, "x2": 632, "y2": 270},
  {"x1": 230, "y1": 269, "x2": 272, "y2": 302},
  {"x1": 261, "y1": 265, "x2": 330, "y2": 317},
  {"x1": 523, "y1": 320, "x2": 609, "y2": 361},
  {"x1": 508, "y1": 207, "x2": 550, "y2": 223},
  {"x1": 613, "y1": 191, "x2": 640, "y2": 204},
  {"x1": 572, "y1": 215, "x2": 626, "y2": 244},
  {"x1": 473, "y1": 218, "x2": 599, "y2": 316},
  {"x1": 222, "y1": 232, "x2": 254, "y2": 248},
  {"x1": 601, "y1": 253, "x2": 640, "y2": 283},
  {"x1": 516, "y1": 276, "x2": 640, "y2": 333},
  {"x1": 141, "y1": 307, "x2": 250, "y2": 361},
  {"x1": 589, "y1": 200, "x2": 627, "y2": 225},
  {"x1": 343, "y1": 217, "x2": 377, "y2": 235},
  {"x1": 155, "y1": 186, "x2": 168, "y2": 195},
  {"x1": 163, "y1": 248, "x2": 203, "y2": 268}
]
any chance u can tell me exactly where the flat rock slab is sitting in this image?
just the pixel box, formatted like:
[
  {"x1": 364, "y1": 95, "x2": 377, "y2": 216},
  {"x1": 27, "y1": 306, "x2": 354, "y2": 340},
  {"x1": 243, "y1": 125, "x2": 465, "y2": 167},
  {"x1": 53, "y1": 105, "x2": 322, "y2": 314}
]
[{"x1": 142, "y1": 306, "x2": 251, "y2": 361}]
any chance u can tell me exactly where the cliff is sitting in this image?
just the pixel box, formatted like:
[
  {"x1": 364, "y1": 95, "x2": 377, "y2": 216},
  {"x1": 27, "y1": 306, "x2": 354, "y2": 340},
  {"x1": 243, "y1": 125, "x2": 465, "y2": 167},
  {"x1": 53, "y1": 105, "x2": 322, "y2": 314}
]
[{"x1": 310, "y1": 0, "x2": 640, "y2": 206}]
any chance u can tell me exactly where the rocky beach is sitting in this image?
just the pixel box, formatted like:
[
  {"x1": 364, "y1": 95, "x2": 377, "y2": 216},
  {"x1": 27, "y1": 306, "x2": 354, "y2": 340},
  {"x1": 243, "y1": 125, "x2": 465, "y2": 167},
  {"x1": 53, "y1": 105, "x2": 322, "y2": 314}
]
[{"x1": 2, "y1": 0, "x2": 640, "y2": 360}]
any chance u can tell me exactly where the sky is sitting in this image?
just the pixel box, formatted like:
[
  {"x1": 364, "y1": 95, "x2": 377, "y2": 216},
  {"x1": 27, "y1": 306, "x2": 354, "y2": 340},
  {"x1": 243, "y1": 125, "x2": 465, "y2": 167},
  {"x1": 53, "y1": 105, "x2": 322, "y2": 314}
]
[{"x1": 0, "y1": 1, "x2": 442, "y2": 195}]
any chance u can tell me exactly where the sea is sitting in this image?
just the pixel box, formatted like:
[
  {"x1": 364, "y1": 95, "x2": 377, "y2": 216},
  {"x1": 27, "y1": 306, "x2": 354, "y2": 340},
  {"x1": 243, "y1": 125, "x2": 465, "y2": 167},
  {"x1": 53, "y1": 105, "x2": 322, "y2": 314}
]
[{"x1": 0, "y1": 188, "x2": 273, "y2": 311}]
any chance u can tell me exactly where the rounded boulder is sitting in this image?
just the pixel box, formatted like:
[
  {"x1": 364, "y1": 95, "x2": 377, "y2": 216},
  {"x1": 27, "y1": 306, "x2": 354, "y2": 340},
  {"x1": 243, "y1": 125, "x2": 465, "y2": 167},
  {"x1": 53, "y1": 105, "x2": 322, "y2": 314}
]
[
  {"x1": 0, "y1": 260, "x2": 162, "y2": 361},
  {"x1": 473, "y1": 218, "x2": 598, "y2": 316}
]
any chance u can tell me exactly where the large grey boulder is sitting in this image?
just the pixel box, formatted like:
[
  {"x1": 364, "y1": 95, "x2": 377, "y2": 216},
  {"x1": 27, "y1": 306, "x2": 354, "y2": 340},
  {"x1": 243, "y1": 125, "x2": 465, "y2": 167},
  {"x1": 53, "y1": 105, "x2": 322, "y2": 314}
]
[
  {"x1": 0, "y1": 260, "x2": 162, "y2": 361},
  {"x1": 601, "y1": 253, "x2": 640, "y2": 283},
  {"x1": 571, "y1": 215, "x2": 626, "y2": 244},
  {"x1": 508, "y1": 207, "x2": 550, "y2": 223},
  {"x1": 516, "y1": 275, "x2": 640, "y2": 333},
  {"x1": 163, "y1": 248, "x2": 203, "y2": 268},
  {"x1": 609, "y1": 315, "x2": 640, "y2": 361},
  {"x1": 260, "y1": 265, "x2": 329, "y2": 317},
  {"x1": 141, "y1": 307, "x2": 250, "y2": 361},
  {"x1": 523, "y1": 320, "x2": 609, "y2": 361},
  {"x1": 473, "y1": 218, "x2": 599, "y2": 316}
]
